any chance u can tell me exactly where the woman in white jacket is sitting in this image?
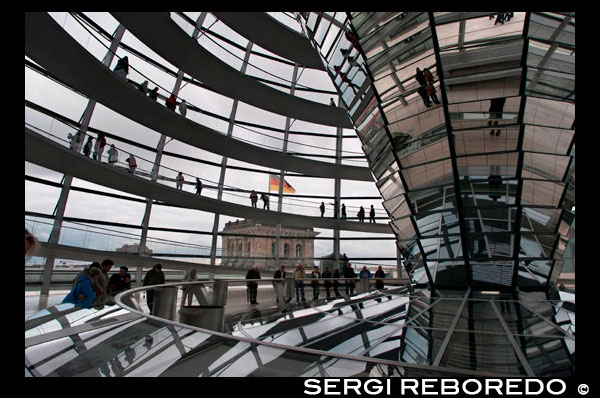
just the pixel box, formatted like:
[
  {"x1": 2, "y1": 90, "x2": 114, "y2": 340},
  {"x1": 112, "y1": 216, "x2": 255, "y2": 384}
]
[{"x1": 107, "y1": 144, "x2": 119, "y2": 165}]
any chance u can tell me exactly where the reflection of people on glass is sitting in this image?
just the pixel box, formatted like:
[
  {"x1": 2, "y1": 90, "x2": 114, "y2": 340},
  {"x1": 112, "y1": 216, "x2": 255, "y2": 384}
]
[
  {"x1": 426, "y1": 83, "x2": 441, "y2": 105},
  {"x1": 345, "y1": 30, "x2": 360, "y2": 51},
  {"x1": 488, "y1": 97, "x2": 506, "y2": 136},
  {"x1": 340, "y1": 72, "x2": 360, "y2": 91}
]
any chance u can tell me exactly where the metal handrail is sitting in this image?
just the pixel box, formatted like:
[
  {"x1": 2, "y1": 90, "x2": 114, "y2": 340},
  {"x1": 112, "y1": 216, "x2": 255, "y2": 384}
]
[{"x1": 114, "y1": 280, "x2": 517, "y2": 377}]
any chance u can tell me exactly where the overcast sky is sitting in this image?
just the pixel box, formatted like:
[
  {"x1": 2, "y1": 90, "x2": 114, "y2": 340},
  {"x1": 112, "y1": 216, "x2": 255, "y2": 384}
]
[{"x1": 25, "y1": 12, "x2": 398, "y2": 268}]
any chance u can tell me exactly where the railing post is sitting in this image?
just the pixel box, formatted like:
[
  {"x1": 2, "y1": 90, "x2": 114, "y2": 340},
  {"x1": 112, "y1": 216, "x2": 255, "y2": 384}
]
[
  {"x1": 213, "y1": 280, "x2": 228, "y2": 306},
  {"x1": 152, "y1": 286, "x2": 178, "y2": 320}
]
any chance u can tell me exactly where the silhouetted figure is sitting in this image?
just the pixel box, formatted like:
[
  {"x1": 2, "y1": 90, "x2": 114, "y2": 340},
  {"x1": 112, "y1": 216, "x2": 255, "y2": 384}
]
[
  {"x1": 244, "y1": 265, "x2": 260, "y2": 301},
  {"x1": 82, "y1": 136, "x2": 93, "y2": 157},
  {"x1": 320, "y1": 202, "x2": 325, "y2": 217},
  {"x1": 126, "y1": 154, "x2": 137, "y2": 174},
  {"x1": 415, "y1": 67, "x2": 426, "y2": 86},
  {"x1": 149, "y1": 87, "x2": 159, "y2": 101},
  {"x1": 369, "y1": 205, "x2": 376, "y2": 223},
  {"x1": 488, "y1": 97, "x2": 506, "y2": 136},
  {"x1": 113, "y1": 56, "x2": 129, "y2": 80},
  {"x1": 332, "y1": 200, "x2": 339, "y2": 219},
  {"x1": 143, "y1": 264, "x2": 165, "y2": 315},
  {"x1": 139, "y1": 80, "x2": 149, "y2": 95},
  {"x1": 166, "y1": 94, "x2": 177, "y2": 111},
  {"x1": 261, "y1": 193, "x2": 270, "y2": 210},
  {"x1": 175, "y1": 172, "x2": 184, "y2": 190},
  {"x1": 330, "y1": 97, "x2": 336, "y2": 106},
  {"x1": 343, "y1": 262, "x2": 356, "y2": 296},
  {"x1": 195, "y1": 178, "x2": 203, "y2": 195},
  {"x1": 358, "y1": 206, "x2": 365, "y2": 222},
  {"x1": 332, "y1": 269, "x2": 342, "y2": 297},
  {"x1": 249, "y1": 190, "x2": 258, "y2": 208},
  {"x1": 375, "y1": 266, "x2": 385, "y2": 290},
  {"x1": 341, "y1": 204, "x2": 347, "y2": 220},
  {"x1": 322, "y1": 267, "x2": 332, "y2": 299}
]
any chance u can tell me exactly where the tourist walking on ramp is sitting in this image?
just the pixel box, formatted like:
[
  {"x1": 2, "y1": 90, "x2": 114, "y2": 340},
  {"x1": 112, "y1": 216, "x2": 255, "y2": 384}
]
[
  {"x1": 82, "y1": 136, "x2": 93, "y2": 157},
  {"x1": 176, "y1": 172, "x2": 184, "y2": 190},
  {"x1": 93, "y1": 133, "x2": 107, "y2": 161},
  {"x1": 107, "y1": 144, "x2": 119, "y2": 165},
  {"x1": 249, "y1": 190, "x2": 258, "y2": 208},
  {"x1": 113, "y1": 56, "x2": 129, "y2": 80},
  {"x1": 126, "y1": 154, "x2": 137, "y2": 174}
]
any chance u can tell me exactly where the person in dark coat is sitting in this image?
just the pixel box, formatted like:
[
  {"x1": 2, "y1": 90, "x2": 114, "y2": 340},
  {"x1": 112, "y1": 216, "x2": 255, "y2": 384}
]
[
  {"x1": 261, "y1": 193, "x2": 270, "y2": 210},
  {"x1": 245, "y1": 266, "x2": 261, "y2": 304},
  {"x1": 322, "y1": 267, "x2": 332, "y2": 299},
  {"x1": 358, "y1": 206, "x2": 365, "y2": 222},
  {"x1": 341, "y1": 204, "x2": 347, "y2": 221},
  {"x1": 343, "y1": 263, "x2": 356, "y2": 296},
  {"x1": 195, "y1": 178, "x2": 203, "y2": 195},
  {"x1": 82, "y1": 136, "x2": 93, "y2": 157},
  {"x1": 369, "y1": 205, "x2": 376, "y2": 223},
  {"x1": 149, "y1": 87, "x2": 159, "y2": 101},
  {"x1": 113, "y1": 56, "x2": 129, "y2": 80},
  {"x1": 488, "y1": 97, "x2": 506, "y2": 136},
  {"x1": 423, "y1": 67, "x2": 434, "y2": 84},
  {"x1": 332, "y1": 268, "x2": 342, "y2": 297},
  {"x1": 166, "y1": 94, "x2": 177, "y2": 111},
  {"x1": 415, "y1": 68, "x2": 426, "y2": 86},
  {"x1": 320, "y1": 202, "x2": 325, "y2": 217},
  {"x1": 375, "y1": 266, "x2": 386, "y2": 290},
  {"x1": 143, "y1": 264, "x2": 165, "y2": 315},
  {"x1": 417, "y1": 86, "x2": 432, "y2": 107},
  {"x1": 249, "y1": 190, "x2": 258, "y2": 208},
  {"x1": 109, "y1": 266, "x2": 131, "y2": 295}
]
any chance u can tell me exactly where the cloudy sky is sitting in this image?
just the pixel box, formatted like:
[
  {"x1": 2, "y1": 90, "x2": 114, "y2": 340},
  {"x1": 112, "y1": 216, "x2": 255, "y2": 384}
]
[{"x1": 25, "y1": 12, "x2": 398, "y2": 269}]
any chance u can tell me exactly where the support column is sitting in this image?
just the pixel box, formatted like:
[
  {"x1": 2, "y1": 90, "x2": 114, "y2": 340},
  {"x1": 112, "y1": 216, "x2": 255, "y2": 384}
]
[
  {"x1": 333, "y1": 103, "x2": 343, "y2": 270},
  {"x1": 40, "y1": 23, "x2": 126, "y2": 296},
  {"x1": 136, "y1": 13, "x2": 207, "y2": 287},
  {"x1": 209, "y1": 41, "x2": 254, "y2": 279},
  {"x1": 275, "y1": 63, "x2": 300, "y2": 271}
]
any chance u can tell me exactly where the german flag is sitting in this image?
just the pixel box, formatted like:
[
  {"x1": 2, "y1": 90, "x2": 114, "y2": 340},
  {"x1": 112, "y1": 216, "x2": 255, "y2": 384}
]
[{"x1": 269, "y1": 174, "x2": 296, "y2": 193}]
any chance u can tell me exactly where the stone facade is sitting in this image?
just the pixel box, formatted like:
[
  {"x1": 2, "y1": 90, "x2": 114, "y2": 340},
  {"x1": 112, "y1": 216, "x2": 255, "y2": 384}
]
[{"x1": 220, "y1": 219, "x2": 319, "y2": 270}]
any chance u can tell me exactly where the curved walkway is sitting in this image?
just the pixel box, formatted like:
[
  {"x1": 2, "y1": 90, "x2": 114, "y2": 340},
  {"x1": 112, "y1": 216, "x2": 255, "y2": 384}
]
[
  {"x1": 111, "y1": 12, "x2": 352, "y2": 128},
  {"x1": 24, "y1": 12, "x2": 372, "y2": 181},
  {"x1": 25, "y1": 128, "x2": 393, "y2": 235},
  {"x1": 212, "y1": 12, "x2": 325, "y2": 70}
]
